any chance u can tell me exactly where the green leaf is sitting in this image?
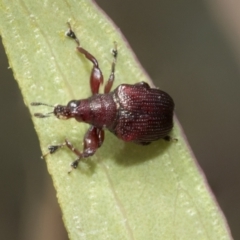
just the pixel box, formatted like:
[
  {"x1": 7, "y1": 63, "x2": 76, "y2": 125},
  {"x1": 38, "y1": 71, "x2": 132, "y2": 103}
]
[{"x1": 0, "y1": 0, "x2": 232, "y2": 239}]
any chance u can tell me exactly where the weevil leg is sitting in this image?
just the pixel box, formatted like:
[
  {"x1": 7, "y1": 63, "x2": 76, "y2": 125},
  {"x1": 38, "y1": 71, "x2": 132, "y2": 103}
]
[
  {"x1": 41, "y1": 143, "x2": 67, "y2": 159},
  {"x1": 163, "y1": 136, "x2": 178, "y2": 142},
  {"x1": 66, "y1": 22, "x2": 103, "y2": 95},
  {"x1": 65, "y1": 126, "x2": 104, "y2": 173},
  {"x1": 104, "y1": 42, "x2": 118, "y2": 93},
  {"x1": 42, "y1": 126, "x2": 104, "y2": 172}
]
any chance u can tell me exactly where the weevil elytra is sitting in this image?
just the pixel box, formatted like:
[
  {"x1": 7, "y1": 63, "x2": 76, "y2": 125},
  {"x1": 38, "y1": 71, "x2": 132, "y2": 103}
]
[{"x1": 31, "y1": 23, "x2": 174, "y2": 172}]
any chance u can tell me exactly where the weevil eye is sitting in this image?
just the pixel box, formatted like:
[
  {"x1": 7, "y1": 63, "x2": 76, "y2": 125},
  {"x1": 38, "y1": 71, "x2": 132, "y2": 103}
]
[{"x1": 67, "y1": 100, "x2": 79, "y2": 108}]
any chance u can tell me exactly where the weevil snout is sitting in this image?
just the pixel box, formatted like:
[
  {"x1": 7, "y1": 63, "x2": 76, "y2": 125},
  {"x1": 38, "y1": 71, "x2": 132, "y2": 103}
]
[
  {"x1": 54, "y1": 100, "x2": 81, "y2": 119},
  {"x1": 53, "y1": 105, "x2": 70, "y2": 119}
]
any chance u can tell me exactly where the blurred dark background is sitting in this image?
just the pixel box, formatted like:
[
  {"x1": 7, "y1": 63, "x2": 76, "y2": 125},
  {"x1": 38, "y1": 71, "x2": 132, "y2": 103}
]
[{"x1": 0, "y1": 0, "x2": 239, "y2": 239}]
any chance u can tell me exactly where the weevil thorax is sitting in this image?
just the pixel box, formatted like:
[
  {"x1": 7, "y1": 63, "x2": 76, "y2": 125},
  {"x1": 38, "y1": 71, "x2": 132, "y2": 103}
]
[
  {"x1": 54, "y1": 100, "x2": 80, "y2": 120},
  {"x1": 53, "y1": 94, "x2": 117, "y2": 128}
]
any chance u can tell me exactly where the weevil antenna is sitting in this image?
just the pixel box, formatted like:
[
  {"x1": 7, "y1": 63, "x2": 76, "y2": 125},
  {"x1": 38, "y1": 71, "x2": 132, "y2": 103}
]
[
  {"x1": 31, "y1": 102, "x2": 55, "y2": 108},
  {"x1": 31, "y1": 102, "x2": 55, "y2": 118},
  {"x1": 34, "y1": 112, "x2": 54, "y2": 118}
]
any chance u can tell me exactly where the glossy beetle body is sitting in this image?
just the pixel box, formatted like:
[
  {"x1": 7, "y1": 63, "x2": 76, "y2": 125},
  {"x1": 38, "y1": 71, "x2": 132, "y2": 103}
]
[
  {"x1": 58, "y1": 82, "x2": 174, "y2": 145},
  {"x1": 32, "y1": 23, "x2": 174, "y2": 172},
  {"x1": 111, "y1": 83, "x2": 174, "y2": 144}
]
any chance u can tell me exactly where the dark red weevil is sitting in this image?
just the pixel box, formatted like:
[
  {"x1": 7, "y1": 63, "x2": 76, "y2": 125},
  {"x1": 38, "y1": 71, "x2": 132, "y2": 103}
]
[{"x1": 31, "y1": 23, "x2": 175, "y2": 172}]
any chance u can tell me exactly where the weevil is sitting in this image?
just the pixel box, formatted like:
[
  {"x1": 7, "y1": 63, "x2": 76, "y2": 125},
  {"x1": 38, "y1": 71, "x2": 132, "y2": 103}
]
[{"x1": 31, "y1": 23, "x2": 175, "y2": 172}]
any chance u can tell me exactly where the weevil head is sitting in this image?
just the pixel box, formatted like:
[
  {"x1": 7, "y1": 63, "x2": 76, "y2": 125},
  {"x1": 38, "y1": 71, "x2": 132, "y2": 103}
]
[
  {"x1": 54, "y1": 100, "x2": 80, "y2": 119},
  {"x1": 53, "y1": 105, "x2": 69, "y2": 119},
  {"x1": 31, "y1": 100, "x2": 80, "y2": 120}
]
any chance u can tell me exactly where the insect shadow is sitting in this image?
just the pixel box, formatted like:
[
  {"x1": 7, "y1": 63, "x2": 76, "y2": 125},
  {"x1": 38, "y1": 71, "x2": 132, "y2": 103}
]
[
  {"x1": 47, "y1": 132, "x2": 172, "y2": 175},
  {"x1": 77, "y1": 135, "x2": 171, "y2": 174},
  {"x1": 113, "y1": 139, "x2": 171, "y2": 166}
]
